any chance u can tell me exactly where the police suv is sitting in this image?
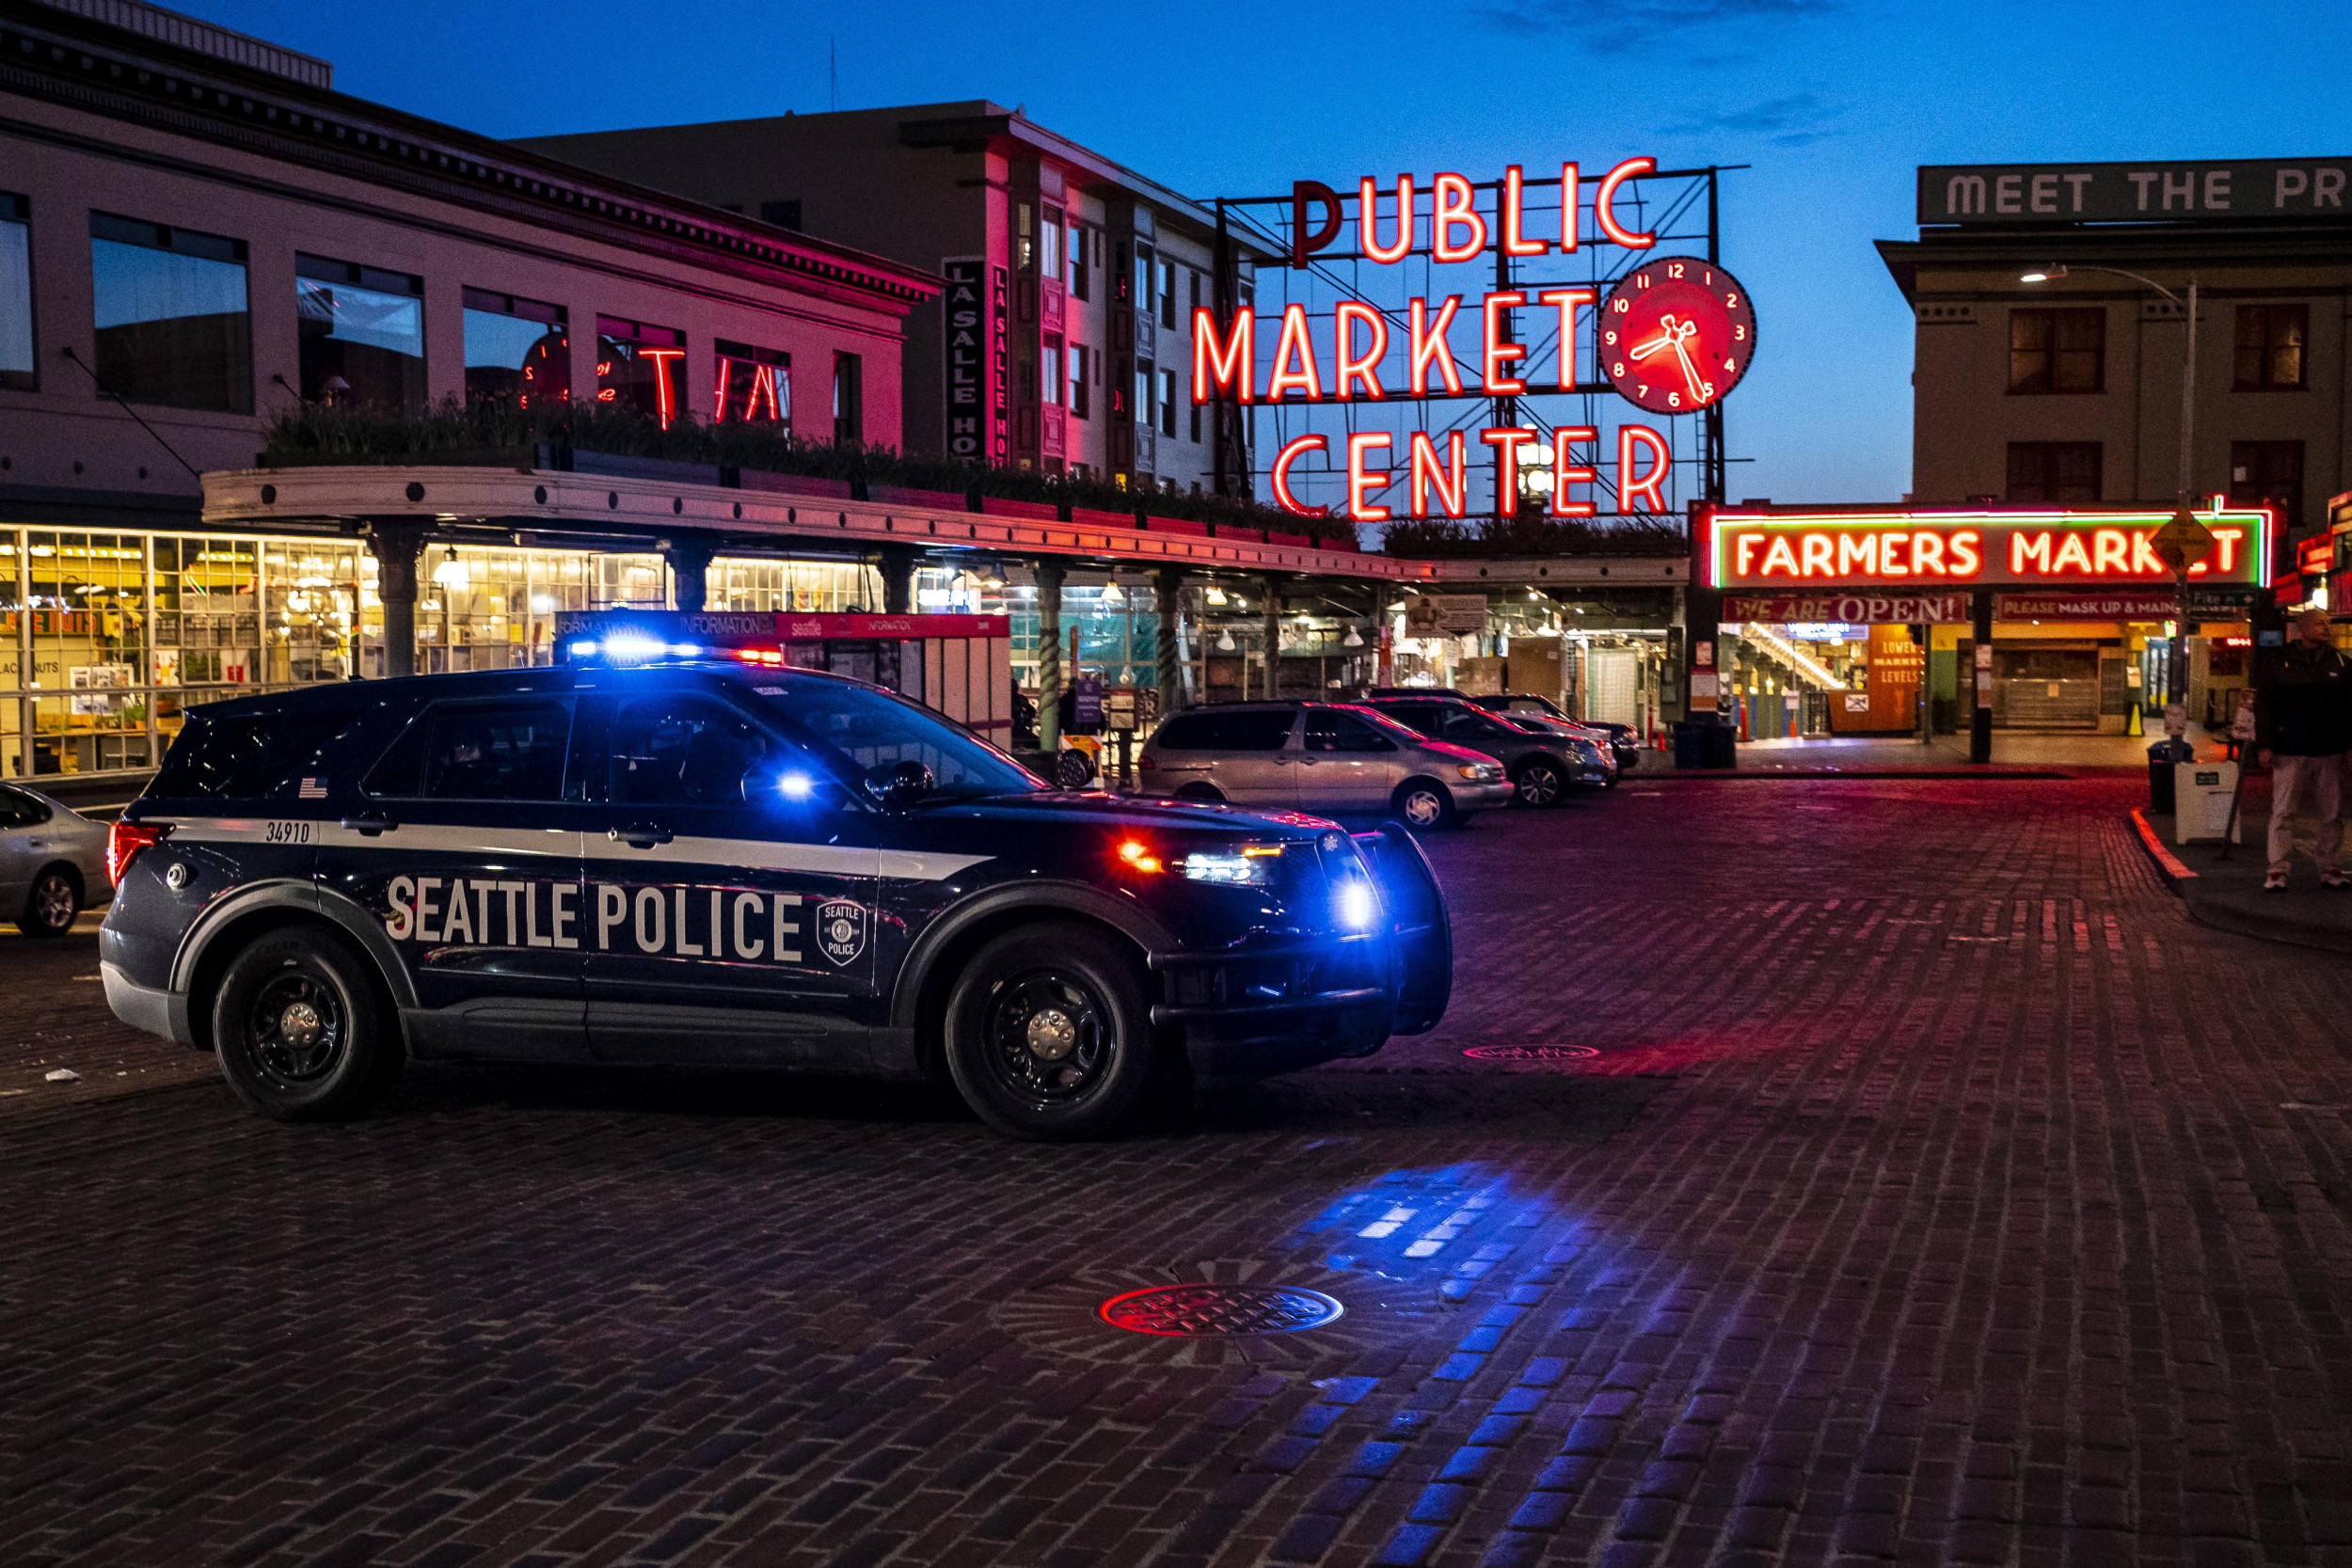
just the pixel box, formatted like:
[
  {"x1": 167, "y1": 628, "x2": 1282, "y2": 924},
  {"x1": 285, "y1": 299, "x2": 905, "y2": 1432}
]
[{"x1": 99, "y1": 653, "x2": 1450, "y2": 1139}]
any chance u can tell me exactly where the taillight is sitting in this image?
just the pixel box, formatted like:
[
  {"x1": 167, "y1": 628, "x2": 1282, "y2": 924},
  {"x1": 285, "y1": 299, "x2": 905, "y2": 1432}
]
[
  {"x1": 106, "y1": 819, "x2": 170, "y2": 887},
  {"x1": 1137, "y1": 754, "x2": 1155, "y2": 770}
]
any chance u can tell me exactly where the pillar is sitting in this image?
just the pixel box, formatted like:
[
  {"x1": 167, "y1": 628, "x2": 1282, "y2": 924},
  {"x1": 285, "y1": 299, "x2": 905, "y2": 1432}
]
[
  {"x1": 1035, "y1": 561, "x2": 1064, "y2": 753},
  {"x1": 366, "y1": 520, "x2": 425, "y2": 679},
  {"x1": 1154, "y1": 567, "x2": 1184, "y2": 719},
  {"x1": 664, "y1": 536, "x2": 717, "y2": 614},
  {"x1": 1970, "y1": 588, "x2": 1994, "y2": 765},
  {"x1": 880, "y1": 545, "x2": 919, "y2": 615},
  {"x1": 1260, "y1": 575, "x2": 1283, "y2": 702},
  {"x1": 1682, "y1": 581, "x2": 1723, "y2": 724}
]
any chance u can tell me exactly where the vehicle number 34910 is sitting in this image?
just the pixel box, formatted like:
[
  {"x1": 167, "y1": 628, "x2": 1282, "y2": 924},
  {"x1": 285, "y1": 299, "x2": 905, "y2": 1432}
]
[{"x1": 263, "y1": 820, "x2": 314, "y2": 845}]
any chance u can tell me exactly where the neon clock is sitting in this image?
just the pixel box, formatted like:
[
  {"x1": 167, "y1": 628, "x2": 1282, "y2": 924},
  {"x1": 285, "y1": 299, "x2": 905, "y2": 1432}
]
[{"x1": 1600, "y1": 256, "x2": 1756, "y2": 414}]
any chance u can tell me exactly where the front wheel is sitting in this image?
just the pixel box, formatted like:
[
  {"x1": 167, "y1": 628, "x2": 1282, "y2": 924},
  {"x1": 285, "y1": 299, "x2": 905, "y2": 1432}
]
[
  {"x1": 1514, "y1": 759, "x2": 1565, "y2": 808},
  {"x1": 17, "y1": 867, "x2": 80, "y2": 937},
  {"x1": 212, "y1": 928, "x2": 403, "y2": 1122},
  {"x1": 1392, "y1": 779, "x2": 1455, "y2": 831},
  {"x1": 944, "y1": 923, "x2": 1160, "y2": 1140}
]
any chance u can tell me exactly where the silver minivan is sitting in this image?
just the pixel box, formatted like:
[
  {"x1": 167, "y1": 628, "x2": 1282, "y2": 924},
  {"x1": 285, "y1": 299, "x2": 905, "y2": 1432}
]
[{"x1": 1137, "y1": 702, "x2": 1512, "y2": 828}]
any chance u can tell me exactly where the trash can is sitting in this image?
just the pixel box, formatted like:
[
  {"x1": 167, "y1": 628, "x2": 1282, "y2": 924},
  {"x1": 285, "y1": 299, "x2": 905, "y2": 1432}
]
[
  {"x1": 1673, "y1": 721, "x2": 1709, "y2": 769},
  {"x1": 2147, "y1": 738, "x2": 2194, "y2": 814},
  {"x1": 1704, "y1": 720, "x2": 1738, "y2": 769}
]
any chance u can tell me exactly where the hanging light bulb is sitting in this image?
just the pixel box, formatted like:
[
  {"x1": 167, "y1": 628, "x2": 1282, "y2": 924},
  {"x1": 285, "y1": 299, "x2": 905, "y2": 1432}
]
[
  {"x1": 1117, "y1": 665, "x2": 1135, "y2": 686},
  {"x1": 1100, "y1": 580, "x2": 1125, "y2": 605},
  {"x1": 1343, "y1": 625, "x2": 1364, "y2": 648},
  {"x1": 1216, "y1": 628, "x2": 1236, "y2": 652},
  {"x1": 432, "y1": 546, "x2": 466, "y2": 587},
  {"x1": 1204, "y1": 585, "x2": 1228, "y2": 606}
]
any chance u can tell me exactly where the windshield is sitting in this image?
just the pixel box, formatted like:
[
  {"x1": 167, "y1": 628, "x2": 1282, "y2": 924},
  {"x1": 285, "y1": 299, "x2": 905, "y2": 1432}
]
[
  {"x1": 745, "y1": 673, "x2": 1042, "y2": 800},
  {"x1": 1335, "y1": 705, "x2": 1435, "y2": 745}
]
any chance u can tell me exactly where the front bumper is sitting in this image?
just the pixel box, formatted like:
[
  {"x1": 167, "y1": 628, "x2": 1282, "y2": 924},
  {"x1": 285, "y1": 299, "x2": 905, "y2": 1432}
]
[
  {"x1": 1451, "y1": 780, "x2": 1515, "y2": 813},
  {"x1": 1150, "y1": 935, "x2": 1397, "y2": 1089}
]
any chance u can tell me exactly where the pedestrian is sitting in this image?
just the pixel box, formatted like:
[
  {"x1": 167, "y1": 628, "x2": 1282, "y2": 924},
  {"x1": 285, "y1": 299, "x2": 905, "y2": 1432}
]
[{"x1": 2255, "y1": 607, "x2": 2352, "y2": 890}]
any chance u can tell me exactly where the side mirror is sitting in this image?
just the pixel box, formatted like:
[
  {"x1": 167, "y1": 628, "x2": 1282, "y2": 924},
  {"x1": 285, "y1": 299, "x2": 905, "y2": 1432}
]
[{"x1": 864, "y1": 759, "x2": 934, "y2": 808}]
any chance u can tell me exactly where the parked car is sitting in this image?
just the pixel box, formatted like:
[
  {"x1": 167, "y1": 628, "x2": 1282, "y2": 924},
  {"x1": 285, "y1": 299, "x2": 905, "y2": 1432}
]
[
  {"x1": 1372, "y1": 688, "x2": 1641, "y2": 776},
  {"x1": 1359, "y1": 696, "x2": 1612, "y2": 805},
  {"x1": 1138, "y1": 702, "x2": 1511, "y2": 828},
  {"x1": 0, "y1": 783, "x2": 113, "y2": 937}
]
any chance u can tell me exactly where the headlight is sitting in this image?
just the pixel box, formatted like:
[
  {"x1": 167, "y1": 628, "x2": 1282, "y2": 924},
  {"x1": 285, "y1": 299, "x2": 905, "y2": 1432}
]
[
  {"x1": 1458, "y1": 763, "x2": 1502, "y2": 781},
  {"x1": 1455, "y1": 765, "x2": 1481, "y2": 780},
  {"x1": 1336, "y1": 879, "x2": 1377, "y2": 929},
  {"x1": 1179, "y1": 844, "x2": 1283, "y2": 885}
]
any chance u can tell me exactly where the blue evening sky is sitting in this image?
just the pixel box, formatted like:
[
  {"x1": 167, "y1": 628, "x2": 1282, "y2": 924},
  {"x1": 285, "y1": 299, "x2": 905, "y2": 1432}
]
[{"x1": 187, "y1": 0, "x2": 2351, "y2": 505}]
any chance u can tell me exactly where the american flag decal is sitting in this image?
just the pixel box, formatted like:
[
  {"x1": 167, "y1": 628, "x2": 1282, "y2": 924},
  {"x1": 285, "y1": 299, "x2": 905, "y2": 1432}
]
[{"x1": 298, "y1": 777, "x2": 327, "y2": 800}]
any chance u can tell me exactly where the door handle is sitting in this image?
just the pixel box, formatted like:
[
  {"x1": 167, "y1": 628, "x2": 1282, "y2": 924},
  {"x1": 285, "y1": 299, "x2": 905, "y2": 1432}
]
[
  {"x1": 612, "y1": 823, "x2": 674, "y2": 849},
  {"x1": 340, "y1": 815, "x2": 396, "y2": 837},
  {"x1": 1298, "y1": 757, "x2": 1318, "y2": 766}
]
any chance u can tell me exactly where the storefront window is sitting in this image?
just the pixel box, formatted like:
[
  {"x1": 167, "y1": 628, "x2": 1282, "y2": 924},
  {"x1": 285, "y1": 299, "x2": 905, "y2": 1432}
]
[
  {"x1": 713, "y1": 340, "x2": 788, "y2": 425},
  {"x1": 295, "y1": 255, "x2": 424, "y2": 411},
  {"x1": 464, "y1": 289, "x2": 570, "y2": 408},
  {"x1": 89, "y1": 214, "x2": 251, "y2": 413},
  {"x1": 596, "y1": 316, "x2": 685, "y2": 427},
  {"x1": 24, "y1": 531, "x2": 152, "y2": 776},
  {"x1": 706, "y1": 559, "x2": 869, "y2": 611},
  {"x1": 1, "y1": 531, "x2": 23, "y2": 780},
  {"x1": 0, "y1": 195, "x2": 32, "y2": 391}
]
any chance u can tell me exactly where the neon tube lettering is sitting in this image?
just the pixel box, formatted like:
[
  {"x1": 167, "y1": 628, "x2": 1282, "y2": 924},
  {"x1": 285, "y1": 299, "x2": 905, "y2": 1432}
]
[
  {"x1": 1408, "y1": 296, "x2": 1463, "y2": 395},
  {"x1": 1881, "y1": 533, "x2": 1909, "y2": 576},
  {"x1": 2052, "y1": 534, "x2": 2094, "y2": 574},
  {"x1": 2012, "y1": 532, "x2": 2055, "y2": 575},
  {"x1": 1837, "y1": 533, "x2": 1877, "y2": 576},
  {"x1": 1800, "y1": 534, "x2": 1834, "y2": 576},
  {"x1": 1193, "y1": 307, "x2": 1253, "y2": 403},
  {"x1": 1560, "y1": 162, "x2": 1580, "y2": 252},
  {"x1": 1265, "y1": 304, "x2": 1324, "y2": 402},
  {"x1": 639, "y1": 347, "x2": 684, "y2": 428},
  {"x1": 1760, "y1": 537, "x2": 1799, "y2": 577},
  {"x1": 1536, "y1": 288, "x2": 1594, "y2": 389},
  {"x1": 745, "y1": 363, "x2": 782, "y2": 423},
  {"x1": 713, "y1": 356, "x2": 729, "y2": 420},
  {"x1": 1348, "y1": 433, "x2": 1395, "y2": 521},
  {"x1": 1949, "y1": 531, "x2": 1982, "y2": 576},
  {"x1": 2091, "y1": 530, "x2": 2129, "y2": 577},
  {"x1": 2213, "y1": 529, "x2": 2242, "y2": 573},
  {"x1": 1549, "y1": 426, "x2": 1597, "y2": 517},
  {"x1": 1409, "y1": 432, "x2": 1467, "y2": 519},
  {"x1": 1596, "y1": 158, "x2": 1657, "y2": 249},
  {"x1": 1616, "y1": 423, "x2": 1669, "y2": 512},
  {"x1": 1482, "y1": 292, "x2": 1527, "y2": 395},
  {"x1": 1501, "y1": 165, "x2": 1547, "y2": 257},
  {"x1": 1359, "y1": 174, "x2": 1414, "y2": 264},
  {"x1": 1432, "y1": 173, "x2": 1487, "y2": 262},
  {"x1": 1912, "y1": 531, "x2": 1947, "y2": 575},
  {"x1": 1335, "y1": 302, "x2": 1389, "y2": 401},
  {"x1": 1481, "y1": 427, "x2": 1538, "y2": 517},
  {"x1": 1271, "y1": 434, "x2": 1328, "y2": 516}
]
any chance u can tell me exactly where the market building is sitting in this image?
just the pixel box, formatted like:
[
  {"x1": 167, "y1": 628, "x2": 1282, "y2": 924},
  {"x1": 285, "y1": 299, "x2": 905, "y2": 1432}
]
[{"x1": 516, "y1": 103, "x2": 1276, "y2": 496}]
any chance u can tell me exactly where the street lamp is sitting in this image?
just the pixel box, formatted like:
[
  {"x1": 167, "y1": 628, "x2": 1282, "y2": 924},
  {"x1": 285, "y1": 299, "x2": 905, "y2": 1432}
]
[{"x1": 2024, "y1": 261, "x2": 2214, "y2": 711}]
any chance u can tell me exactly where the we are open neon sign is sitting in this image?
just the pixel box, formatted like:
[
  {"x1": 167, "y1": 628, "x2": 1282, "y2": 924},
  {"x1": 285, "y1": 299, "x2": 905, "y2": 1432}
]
[
  {"x1": 1192, "y1": 159, "x2": 1746, "y2": 521},
  {"x1": 1709, "y1": 505, "x2": 2275, "y2": 590}
]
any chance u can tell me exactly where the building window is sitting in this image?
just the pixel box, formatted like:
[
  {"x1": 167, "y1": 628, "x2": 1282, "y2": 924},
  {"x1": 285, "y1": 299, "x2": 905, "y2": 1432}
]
[
  {"x1": 1134, "y1": 362, "x2": 1150, "y2": 427},
  {"x1": 1041, "y1": 333, "x2": 1063, "y2": 405},
  {"x1": 0, "y1": 193, "x2": 32, "y2": 390},
  {"x1": 1070, "y1": 221, "x2": 1089, "y2": 301},
  {"x1": 463, "y1": 289, "x2": 569, "y2": 409},
  {"x1": 88, "y1": 213, "x2": 250, "y2": 413},
  {"x1": 596, "y1": 315, "x2": 685, "y2": 427},
  {"x1": 2007, "y1": 442, "x2": 2102, "y2": 503},
  {"x1": 833, "y1": 351, "x2": 862, "y2": 443},
  {"x1": 2008, "y1": 308, "x2": 2103, "y2": 394},
  {"x1": 1134, "y1": 245, "x2": 1152, "y2": 316},
  {"x1": 1159, "y1": 259, "x2": 1177, "y2": 329},
  {"x1": 2231, "y1": 440, "x2": 2305, "y2": 531},
  {"x1": 1069, "y1": 344, "x2": 1089, "y2": 419},
  {"x1": 759, "y1": 199, "x2": 802, "y2": 230},
  {"x1": 714, "y1": 340, "x2": 789, "y2": 424},
  {"x1": 1017, "y1": 202, "x2": 1035, "y2": 272},
  {"x1": 1041, "y1": 207, "x2": 1062, "y2": 287},
  {"x1": 1190, "y1": 393, "x2": 1201, "y2": 445},
  {"x1": 1159, "y1": 367, "x2": 1177, "y2": 436},
  {"x1": 2234, "y1": 305, "x2": 2308, "y2": 390},
  {"x1": 295, "y1": 254, "x2": 424, "y2": 412}
]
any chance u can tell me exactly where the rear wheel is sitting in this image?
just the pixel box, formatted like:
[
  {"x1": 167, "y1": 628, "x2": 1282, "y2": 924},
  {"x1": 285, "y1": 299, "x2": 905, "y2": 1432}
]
[
  {"x1": 212, "y1": 928, "x2": 403, "y2": 1121},
  {"x1": 1514, "y1": 758, "x2": 1565, "y2": 808},
  {"x1": 1392, "y1": 778, "x2": 1455, "y2": 831},
  {"x1": 16, "y1": 866, "x2": 80, "y2": 937},
  {"x1": 944, "y1": 923, "x2": 1160, "y2": 1140}
]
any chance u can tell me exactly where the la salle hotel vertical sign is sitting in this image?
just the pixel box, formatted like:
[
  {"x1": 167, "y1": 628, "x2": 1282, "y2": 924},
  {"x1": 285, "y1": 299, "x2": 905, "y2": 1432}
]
[{"x1": 943, "y1": 258, "x2": 1009, "y2": 464}]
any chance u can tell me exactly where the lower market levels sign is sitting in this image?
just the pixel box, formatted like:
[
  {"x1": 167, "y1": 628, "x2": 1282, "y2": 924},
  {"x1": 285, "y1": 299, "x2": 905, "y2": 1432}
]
[{"x1": 1707, "y1": 505, "x2": 2274, "y2": 592}]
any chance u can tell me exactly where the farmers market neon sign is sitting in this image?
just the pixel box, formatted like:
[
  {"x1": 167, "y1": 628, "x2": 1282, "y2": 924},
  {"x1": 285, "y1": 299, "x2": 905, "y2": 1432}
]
[{"x1": 1708, "y1": 505, "x2": 2275, "y2": 590}]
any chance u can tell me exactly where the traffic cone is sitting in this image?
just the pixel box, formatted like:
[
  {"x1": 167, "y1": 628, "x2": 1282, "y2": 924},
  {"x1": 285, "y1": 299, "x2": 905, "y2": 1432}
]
[{"x1": 2125, "y1": 702, "x2": 2143, "y2": 737}]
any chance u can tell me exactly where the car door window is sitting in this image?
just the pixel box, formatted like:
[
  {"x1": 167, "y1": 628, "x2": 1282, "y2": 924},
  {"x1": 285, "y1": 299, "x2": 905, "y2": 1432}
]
[
  {"x1": 1382, "y1": 704, "x2": 1442, "y2": 736},
  {"x1": 366, "y1": 699, "x2": 573, "y2": 801},
  {"x1": 1441, "y1": 709, "x2": 1517, "y2": 744},
  {"x1": 608, "y1": 694, "x2": 780, "y2": 808},
  {"x1": 0, "y1": 787, "x2": 47, "y2": 828},
  {"x1": 1305, "y1": 712, "x2": 1395, "y2": 752}
]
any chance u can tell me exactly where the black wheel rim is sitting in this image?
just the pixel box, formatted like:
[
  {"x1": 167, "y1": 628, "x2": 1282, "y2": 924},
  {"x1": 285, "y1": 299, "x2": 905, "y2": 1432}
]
[
  {"x1": 32, "y1": 875, "x2": 74, "y2": 929},
  {"x1": 1518, "y1": 767, "x2": 1560, "y2": 806},
  {"x1": 246, "y1": 969, "x2": 347, "y2": 1085},
  {"x1": 982, "y1": 967, "x2": 1115, "y2": 1104}
]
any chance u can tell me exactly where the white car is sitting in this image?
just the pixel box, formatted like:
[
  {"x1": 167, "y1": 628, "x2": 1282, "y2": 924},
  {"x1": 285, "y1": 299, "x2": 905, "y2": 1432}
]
[{"x1": 0, "y1": 784, "x2": 113, "y2": 937}]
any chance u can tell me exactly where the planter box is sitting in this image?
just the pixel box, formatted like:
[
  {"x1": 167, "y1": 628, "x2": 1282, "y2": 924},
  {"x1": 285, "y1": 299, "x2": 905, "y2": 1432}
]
[
  {"x1": 1141, "y1": 514, "x2": 1209, "y2": 536},
  {"x1": 1213, "y1": 524, "x2": 1265, "y2": 544},
  {"x1": 1268, "y1": 531, "x2": 1313, "y2": 548},
  {"x1": 262, "y1": 445, "x2": 538, "y2": 470},
  {"x1": 568, "y1": 450, "x2": 725, "y2": 487},
  {"x1": 870, "y1": 484, "x2": 967, "y2": 514},
  {"x1": 735, "y1": 469, "x2": 853, "y2": 499},
  {"x1": 1073, "y1": 506, "x2": 1145, "y2": 531},
  {"x1": 981, "y1": 497, "x2": 1062, "y2": 522}
]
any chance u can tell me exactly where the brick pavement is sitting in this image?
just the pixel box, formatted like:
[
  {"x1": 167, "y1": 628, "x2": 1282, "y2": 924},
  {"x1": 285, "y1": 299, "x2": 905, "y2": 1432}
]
[{"x1": 1, "y1": 775, "x2": 2349, "y2": 1568}]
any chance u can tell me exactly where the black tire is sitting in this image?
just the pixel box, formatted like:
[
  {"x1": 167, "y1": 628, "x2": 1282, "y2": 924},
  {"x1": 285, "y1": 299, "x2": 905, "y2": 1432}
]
[
  {"x1": 1392, "y1": 778, "x2": 1455, "y2": 831},
  {"x1": 211, "y1": 927, "x2": 403, "y2": 1122},
  {"x1": 1514, "y1": 758, "x2": 1566, "y2": 808},
  {"x1": 943, "y1": 922, "x2": 1161, "y2": 1140},
  {"x1": 16, "y1": 865, "x2": 80, "y2": 937},
  {"x1": 1174, "y1": 783, "x2": 1225, "y2": 802}
]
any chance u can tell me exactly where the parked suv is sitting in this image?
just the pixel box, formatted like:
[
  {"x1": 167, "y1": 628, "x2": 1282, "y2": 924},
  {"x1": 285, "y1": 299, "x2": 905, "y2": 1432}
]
[
  {"x1": 1138, "y1": 702, "x2": 1510, "y2": 829},
  {"x1": 1359, "y1": 696, "x2": 1612, "y2": 805},
  {"x1": 1372, "y1": 688, "x2": 1639, "y2": 775}
]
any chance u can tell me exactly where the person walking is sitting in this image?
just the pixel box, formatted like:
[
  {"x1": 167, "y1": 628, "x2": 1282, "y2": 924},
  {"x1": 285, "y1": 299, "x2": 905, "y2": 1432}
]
[{"x1": 2255, "y1": 607, "x2": 2352, "y2": 890}]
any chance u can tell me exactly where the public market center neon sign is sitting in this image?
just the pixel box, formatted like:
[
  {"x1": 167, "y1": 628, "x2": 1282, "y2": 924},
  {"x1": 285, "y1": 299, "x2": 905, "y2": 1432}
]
[{"x1": 1708, "y1": 505, "x2": 2275, "y2": 590}]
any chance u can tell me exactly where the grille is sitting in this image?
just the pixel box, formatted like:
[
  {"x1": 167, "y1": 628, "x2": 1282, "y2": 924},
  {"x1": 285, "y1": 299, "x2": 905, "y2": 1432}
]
[{"x1": 1098, "y1": 1284, "x2": 1345, "y2": 1337}]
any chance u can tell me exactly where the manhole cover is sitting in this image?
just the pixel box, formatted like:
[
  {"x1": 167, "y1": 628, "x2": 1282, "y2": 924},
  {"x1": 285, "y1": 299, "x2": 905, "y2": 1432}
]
[
  {"x1": 1098, "y1": 1284, "x2": 1345, "y2": 1337},
  {"x1": 1461, "y1": 1044, "x2": 1599, "y2": 1062}
]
